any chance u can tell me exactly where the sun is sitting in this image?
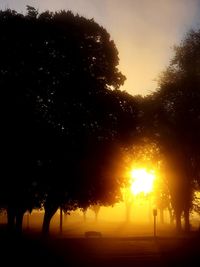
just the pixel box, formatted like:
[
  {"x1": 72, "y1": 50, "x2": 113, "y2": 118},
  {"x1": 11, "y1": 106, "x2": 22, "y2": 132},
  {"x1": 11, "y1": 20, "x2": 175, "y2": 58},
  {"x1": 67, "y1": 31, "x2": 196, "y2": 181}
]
[{"x1": 130, "y1": 168, "x2": 155, "y2": 195}]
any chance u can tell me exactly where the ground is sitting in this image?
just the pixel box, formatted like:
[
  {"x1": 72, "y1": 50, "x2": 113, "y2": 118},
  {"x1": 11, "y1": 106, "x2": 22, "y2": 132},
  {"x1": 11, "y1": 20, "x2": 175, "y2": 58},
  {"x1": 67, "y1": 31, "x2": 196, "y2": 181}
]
[{"x1": 0, "y1": 222, "x2": 200, "y2": 267}]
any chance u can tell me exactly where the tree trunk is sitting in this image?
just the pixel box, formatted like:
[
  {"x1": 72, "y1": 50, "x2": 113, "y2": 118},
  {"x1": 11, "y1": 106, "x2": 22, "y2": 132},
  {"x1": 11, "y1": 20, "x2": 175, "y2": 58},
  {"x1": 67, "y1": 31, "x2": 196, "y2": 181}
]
[
  {"x1": 7, "y1": 206, "x2": 25, "y2": 234},
  {"x1": 184, "y1": 207, "x2": 190, "y2": 232},
  {"x1": 83, "y1": 209, "x2": 87, "y2": 222},
  {"x1": 94, "y1": 211, "x2": 99, "y2": 223},
  {"x1": 91, "y1": 205, "x2": 100, "y2": 223},
  {"x1": 159, "y1": 208, "x2": 164, "y2": 224},
  {"x1": 168, "y1": 208, "x2": 174, "y2": 225},
  {"x1": 64, "y1": 212, "x2": 68, "y2": 223},
  {"x1": 175, "y1": 209, "x2": 182, "y2": 233},
  {"x1": 42, "y1": 205, "x2": 58, "y2": 235}
]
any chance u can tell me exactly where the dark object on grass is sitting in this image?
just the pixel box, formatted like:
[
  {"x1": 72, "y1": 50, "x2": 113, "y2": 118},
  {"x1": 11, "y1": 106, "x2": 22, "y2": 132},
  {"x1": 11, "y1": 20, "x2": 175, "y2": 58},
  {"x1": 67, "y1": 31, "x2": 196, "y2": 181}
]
[{"x1": 85, "y1": 231, "x2": 102, "y2": 238}]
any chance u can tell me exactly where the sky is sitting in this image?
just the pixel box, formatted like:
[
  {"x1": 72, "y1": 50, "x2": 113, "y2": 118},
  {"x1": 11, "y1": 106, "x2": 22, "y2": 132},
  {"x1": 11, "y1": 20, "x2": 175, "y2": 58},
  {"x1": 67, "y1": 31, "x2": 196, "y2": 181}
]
[{"x1": 1, "y1": 0, "x2": 200, "y2": 96}]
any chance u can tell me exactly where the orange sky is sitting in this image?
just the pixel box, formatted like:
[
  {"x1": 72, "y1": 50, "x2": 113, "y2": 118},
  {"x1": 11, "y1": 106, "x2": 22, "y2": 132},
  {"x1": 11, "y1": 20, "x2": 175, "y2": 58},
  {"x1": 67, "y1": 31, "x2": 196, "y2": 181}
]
[{"x1": 1, "y1": 0, "x2": 200, "y2": 95}]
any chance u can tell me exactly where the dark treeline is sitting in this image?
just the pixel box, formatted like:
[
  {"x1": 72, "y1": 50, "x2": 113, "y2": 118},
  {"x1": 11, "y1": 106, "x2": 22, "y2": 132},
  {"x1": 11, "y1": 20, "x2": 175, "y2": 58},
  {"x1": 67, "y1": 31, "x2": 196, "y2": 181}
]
[{"x1": 0, "y1": 6, "x2": 199, "y2": 234}]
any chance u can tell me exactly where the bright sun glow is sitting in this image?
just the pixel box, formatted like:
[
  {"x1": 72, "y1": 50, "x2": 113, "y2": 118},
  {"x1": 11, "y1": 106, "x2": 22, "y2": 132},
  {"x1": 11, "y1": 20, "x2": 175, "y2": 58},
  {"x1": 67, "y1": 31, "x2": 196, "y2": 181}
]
[{"x1": 130, "y1": 168, "x2": 155, "y2": 195}]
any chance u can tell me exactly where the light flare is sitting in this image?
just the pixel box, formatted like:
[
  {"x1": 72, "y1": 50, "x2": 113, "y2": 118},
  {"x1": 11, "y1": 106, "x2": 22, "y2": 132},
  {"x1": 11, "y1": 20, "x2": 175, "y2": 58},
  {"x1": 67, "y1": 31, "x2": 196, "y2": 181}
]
[{"x1": 130, "y1": 168, "x2": 155, "y2": 195}]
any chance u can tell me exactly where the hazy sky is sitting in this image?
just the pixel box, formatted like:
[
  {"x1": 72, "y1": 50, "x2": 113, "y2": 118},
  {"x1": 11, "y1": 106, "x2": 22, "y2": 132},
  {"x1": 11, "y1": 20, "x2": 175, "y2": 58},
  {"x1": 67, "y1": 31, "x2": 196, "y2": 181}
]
[{"x1": 1, "y1": 0, "x2": 200, "y2": 95}]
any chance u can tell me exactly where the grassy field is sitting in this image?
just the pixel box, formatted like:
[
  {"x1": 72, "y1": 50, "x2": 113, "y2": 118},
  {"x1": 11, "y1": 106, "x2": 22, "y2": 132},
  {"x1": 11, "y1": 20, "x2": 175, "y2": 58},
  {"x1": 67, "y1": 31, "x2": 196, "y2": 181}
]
[{"x1": 0, "y1": 221, "x2": 200, "y2": 267}]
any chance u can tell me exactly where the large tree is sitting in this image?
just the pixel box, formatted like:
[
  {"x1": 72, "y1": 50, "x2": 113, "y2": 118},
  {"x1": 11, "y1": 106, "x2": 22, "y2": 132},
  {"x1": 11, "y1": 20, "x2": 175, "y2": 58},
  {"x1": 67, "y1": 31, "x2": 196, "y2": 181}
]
[
  {"x1": 144, "y1": 29, "x2": 200, "y2": 232},
  {"x1": 0, "y1": 7, "x2": 137, "y2": 233}
]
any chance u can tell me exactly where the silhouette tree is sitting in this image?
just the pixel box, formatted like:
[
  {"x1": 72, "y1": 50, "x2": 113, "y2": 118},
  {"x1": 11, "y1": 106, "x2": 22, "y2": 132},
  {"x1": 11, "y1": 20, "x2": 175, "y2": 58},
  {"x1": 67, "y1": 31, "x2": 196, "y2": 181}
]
[
  {"x1": 0, "y1": 7, "x2": 137, "y2": 233},
  {"x1": 143, "y1": 29, "x2": 200, "y2": 232}
]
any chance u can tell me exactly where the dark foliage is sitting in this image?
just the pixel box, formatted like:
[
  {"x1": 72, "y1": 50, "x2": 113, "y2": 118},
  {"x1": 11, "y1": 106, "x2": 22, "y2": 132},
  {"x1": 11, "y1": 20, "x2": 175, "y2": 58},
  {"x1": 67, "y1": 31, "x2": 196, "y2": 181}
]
[
  {"x1": 141, "y1": 29, "x2": 200, "y2": 231},
  {"x1": 0, "y1": 7, "x2": 137, "y2": 233}
]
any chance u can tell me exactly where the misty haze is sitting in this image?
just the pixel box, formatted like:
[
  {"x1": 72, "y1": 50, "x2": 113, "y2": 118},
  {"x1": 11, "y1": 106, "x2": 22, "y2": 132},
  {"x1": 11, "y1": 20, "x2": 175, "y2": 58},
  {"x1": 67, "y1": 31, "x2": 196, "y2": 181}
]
[{"x1": 0, "y1": 2, "x2": 200, "y2": 267}]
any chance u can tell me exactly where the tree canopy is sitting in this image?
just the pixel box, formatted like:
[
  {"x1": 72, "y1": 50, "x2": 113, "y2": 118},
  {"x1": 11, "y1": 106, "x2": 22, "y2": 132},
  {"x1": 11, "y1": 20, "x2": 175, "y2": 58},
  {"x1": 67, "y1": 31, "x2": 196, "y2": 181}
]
[
  {"x1": 142, "y1": 29, "x2": 200, "y2": 231},
  {"x1": 0, "y1": 7, "x2": 138, "y2": 232}
]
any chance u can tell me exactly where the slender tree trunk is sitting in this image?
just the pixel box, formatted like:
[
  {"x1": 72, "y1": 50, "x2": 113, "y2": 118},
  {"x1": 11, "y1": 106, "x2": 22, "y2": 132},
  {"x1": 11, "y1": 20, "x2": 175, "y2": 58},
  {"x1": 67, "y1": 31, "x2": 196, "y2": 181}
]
[
  {"x1": 83, "y1": 209, "x2": 87, "y2": 223},
  {"x1": 64, "y1": 212, "x2": 67, "y2": 223},
  {"x1": 159, "y1": 208, "x2": 164, "y2": 224},
  {"x1": 94, "y1": 211, "x2": 99, "y2": 223},
  {"x1": 168, "y1": 208, "x2": 174, "y2": 225},
  {"x1": 184, "y1": 207, "x2": 190, "y2": 232},
  {"x1": 91, "y1": 205, "x2": 100, "y2": 223},
  {"x1": 175, "y1": 209, "x2": 182, "y2": 233}
]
